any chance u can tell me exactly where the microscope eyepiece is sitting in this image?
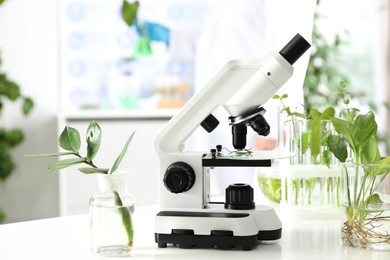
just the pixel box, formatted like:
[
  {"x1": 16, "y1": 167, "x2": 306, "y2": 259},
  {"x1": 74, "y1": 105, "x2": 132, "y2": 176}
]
[{"x1": 279, "y1": 33, "x2": 311, "y2": 65}]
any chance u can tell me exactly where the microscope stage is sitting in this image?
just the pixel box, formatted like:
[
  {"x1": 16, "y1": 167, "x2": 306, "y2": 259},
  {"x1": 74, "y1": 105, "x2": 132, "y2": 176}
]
[{"x1": 202, "y1": 150, "x2": 292, "y2": 167}]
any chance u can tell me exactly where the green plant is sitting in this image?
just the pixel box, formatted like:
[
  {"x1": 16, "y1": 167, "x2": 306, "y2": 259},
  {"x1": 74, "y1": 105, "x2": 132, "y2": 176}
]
[
  {"x1": 0, "y1": 41, "x2": 34, "y2": 222},
  {"x1": 121, "y1": 0, "x2": 152, "y2": 59},
  {"x1": 30, "y1": 121, "x2": 136, "y2": 246},
  {"x1": 328, "y1": 92, "x2": 390, "y2": 247},
  {"x1": 273, "y1": 94, "x2": 335, "y2": 165}
]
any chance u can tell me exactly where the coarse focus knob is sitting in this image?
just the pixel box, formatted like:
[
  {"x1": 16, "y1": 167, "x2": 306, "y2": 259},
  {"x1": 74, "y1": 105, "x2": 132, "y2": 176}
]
[
  {"x1": 164, "y1": 162, "x2": 196, "y2": 194},
  {"x1": 225, "y1": 183, "x2": 255, "y2": 210}
]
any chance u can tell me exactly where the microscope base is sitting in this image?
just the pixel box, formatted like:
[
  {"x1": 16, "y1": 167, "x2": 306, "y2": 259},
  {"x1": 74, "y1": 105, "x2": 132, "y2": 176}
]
[
  {"x1": 154, "y1": 206, "x2": 282, "y2": 250},
  {"x1": 155, "y1": 232, "x2": 259, "y2": 250}
]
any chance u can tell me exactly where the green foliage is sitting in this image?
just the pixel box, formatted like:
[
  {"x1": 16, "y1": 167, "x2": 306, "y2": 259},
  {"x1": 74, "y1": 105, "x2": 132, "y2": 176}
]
[
  {"x1": 328, "y1": 112, "x2": 379, "y2": 165},
  {"x1": 31, "y1": 121, "x2": 136, "y2": 175},
  {"x1": 31, "y1": 121, "x2": 136, "y2": 246},
  {"x1": 307, "y1": 106, "x2": 335, "y2": 161},
  {"x1": 303, "y1": 0, "x2": 350, "y2": 115},
  {"x1": 0, "y1": 209, "x2": 4, "y2": 223},
  {"x1": 0, "y1": 53, "x2": 34, "y2": 183},
  {"x1": 121, "y1": 0, "x2": 152, "y2": 59},
  {"x1": 110, "y1": 131, "x2": 136, "y2": 174},
  {"x1": 327, "y1": 134, "x2": 348, "y2": 162},
  {"x1": 273, "y1": 93, "x2": 335, "y2": 165},
  {"x1": 59, "y1": 126, "x2": 81, "y2": 153},
  {"x1": 86, "y1": 121, "x2": 101, "y2": 161},
  {"x1": 121, "y1": 0, "x2": 139, "y2": 27},
  {"x1": 328, "y1": 95, "x2": 390, "y2": 237},
  {"x1": 48, "y1": 157, "x2": 88, "y2": 171},
  {"x1": 0, "y1": 41, "x2": 34, "y2": 221}
]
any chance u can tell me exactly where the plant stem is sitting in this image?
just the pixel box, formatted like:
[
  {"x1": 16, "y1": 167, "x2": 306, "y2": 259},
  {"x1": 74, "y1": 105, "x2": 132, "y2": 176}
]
[
  {"x1": 73, "y1": 152, "x2": 100, "y2": 169},
  {"x1": 353, "y1": 155, "x2": 360, "y2": 207},
  {"x1": 113, "y1": 191, "x2": 134, "y2": 247}
]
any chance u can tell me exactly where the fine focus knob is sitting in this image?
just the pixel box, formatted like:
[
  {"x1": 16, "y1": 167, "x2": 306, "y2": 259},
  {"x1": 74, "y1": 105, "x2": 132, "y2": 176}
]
[
  {"x1": 164, "y1": 162, "x2": 196, "y2": 194},
  {"x1": 225, "y1": 183, "x2": 255, "y2": 210}
]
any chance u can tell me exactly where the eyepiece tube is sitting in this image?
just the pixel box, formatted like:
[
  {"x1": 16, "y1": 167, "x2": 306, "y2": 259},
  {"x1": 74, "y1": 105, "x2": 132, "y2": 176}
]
[{"x1": 279, "y1": 33, "x2": 311, "y2": 65}]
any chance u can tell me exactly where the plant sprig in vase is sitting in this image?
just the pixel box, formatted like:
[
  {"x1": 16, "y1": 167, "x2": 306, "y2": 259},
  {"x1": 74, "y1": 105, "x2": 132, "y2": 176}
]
[
  {"x1": 328, "y1": 86, "x2": 390, "y2": 248},
  {"x1": 30, "y1": 121, "x2": 136, "y2": 247}
]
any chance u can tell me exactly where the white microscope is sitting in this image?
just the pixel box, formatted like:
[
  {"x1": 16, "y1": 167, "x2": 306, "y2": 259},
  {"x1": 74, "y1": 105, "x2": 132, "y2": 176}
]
[{"x1": 154, "y1": 34, "x2": 311, "y2": 250}]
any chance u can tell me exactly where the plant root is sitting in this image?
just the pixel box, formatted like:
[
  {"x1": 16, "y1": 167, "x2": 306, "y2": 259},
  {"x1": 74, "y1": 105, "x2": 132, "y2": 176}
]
[{"x1": 342, "y1": 212, "x2": 390, "y2": 249}]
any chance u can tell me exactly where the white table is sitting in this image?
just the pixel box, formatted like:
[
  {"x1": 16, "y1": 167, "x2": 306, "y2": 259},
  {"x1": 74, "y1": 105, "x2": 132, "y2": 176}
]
[{"x1": 0, "y1": 206, "x2": 389, "y2": 260}]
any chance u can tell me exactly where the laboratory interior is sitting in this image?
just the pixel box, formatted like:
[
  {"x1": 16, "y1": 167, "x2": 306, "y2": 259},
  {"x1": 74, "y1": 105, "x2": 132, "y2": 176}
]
[{"x1": 1, "y1": 0, "x2": 390, "y2": 259}]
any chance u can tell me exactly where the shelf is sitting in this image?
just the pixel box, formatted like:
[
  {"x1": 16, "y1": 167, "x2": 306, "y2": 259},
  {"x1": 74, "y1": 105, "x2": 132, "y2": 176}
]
[{"x1": 58, "y1": 109, "x2": 179, "y2": 121}]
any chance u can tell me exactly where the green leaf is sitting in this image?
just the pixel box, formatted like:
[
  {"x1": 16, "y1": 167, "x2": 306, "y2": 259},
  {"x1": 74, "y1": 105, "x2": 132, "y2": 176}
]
[
  {"x1": 4, "y1": 129, "x2": 23, "y2": 147},
  {"x1": 361, "y1": 135, "x2": 380, "y2": 164},
  {"x1": 48, "y1": 157, "x2": 87, "y2": 171},
  {"x1": 308, "y1": 108, "x2": 321, "y2": 120},
  {"x1": 355, "y1": 112, "x2": 377, "y2": 149},
  {"x1": 110, "y1": 131, "x2": 136, "y2": 174},
  {"x1": 327, "y1": 134, "x2": 348, "y2": 162},
  {"x1": 322, "y1": 106, "x2": 336, "y2": 118},
  {"x1": 4, "y1": 81, "x2": 20, "y2": 100},
  {"x1": 78, "y1": 167, "x2": 109, "y2": 174},
  {"x1": 379, "y1": 156, "x2": 390, "y2": 165},
  {"x1": 86, "y1": 121, "x2": 101, "y2": 161},
  {"x1": 301, "y1": 131, "x2": 310, "y2": 155},
  {"x1": 369, "y1": 156, "x2": 390, "y2": 177},
  {"x1": 22, "y1": 97, "x2": 34, "y2": 115},
  {"x1": 121, "y1": 0, "x2": 139, "y2": 27},
  {"x1": 309, "y1": 107, "x2": 335, "y2": 160},
  {"x1": 272, "y1": 94, "x2": 280, "y2": 99},
  {"x1": 331, "y1": 117, "x2": 357, "y2": 153},
  {"x1": 365, "y1": 193, "x2": 383, "y2": 206},
  {"x1": 59, "y1": 126, "x2": 81, "y2": 153}
]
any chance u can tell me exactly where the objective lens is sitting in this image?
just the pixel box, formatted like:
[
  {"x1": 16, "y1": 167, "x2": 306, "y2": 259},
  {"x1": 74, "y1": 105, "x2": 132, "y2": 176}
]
[
  {"x1": 249, "y1": 114, "x2": 270, "y2": 136},
  {"x1": 232, "y1": 124, "x2": 247, "y2": 150}
]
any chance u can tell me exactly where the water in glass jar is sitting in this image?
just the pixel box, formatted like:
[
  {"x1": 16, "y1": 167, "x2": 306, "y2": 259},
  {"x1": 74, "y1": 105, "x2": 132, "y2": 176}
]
[{"x1": 90, "y1": 204, "x2": 135, "y2": 257}]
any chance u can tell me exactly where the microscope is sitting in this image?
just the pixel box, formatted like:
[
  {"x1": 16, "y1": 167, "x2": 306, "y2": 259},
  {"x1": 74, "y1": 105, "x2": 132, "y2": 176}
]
[{"x1": 154, "y1": 34, "x2": 310, "y2": 250}]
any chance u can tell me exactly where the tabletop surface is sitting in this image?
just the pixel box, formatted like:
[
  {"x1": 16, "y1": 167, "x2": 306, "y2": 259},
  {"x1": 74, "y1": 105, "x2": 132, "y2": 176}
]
[{"x1": 0, "y1": 206, "x2": 389, "y2": 260}]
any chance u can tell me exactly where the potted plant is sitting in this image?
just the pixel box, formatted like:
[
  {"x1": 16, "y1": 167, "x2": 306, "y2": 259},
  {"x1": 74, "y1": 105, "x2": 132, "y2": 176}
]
[
  {"x1": 30, "y1": 121, "x2": 137, "y2": 256},
  {"x1": 328, "y1": 98, "x2": 390, "y2": 249}
]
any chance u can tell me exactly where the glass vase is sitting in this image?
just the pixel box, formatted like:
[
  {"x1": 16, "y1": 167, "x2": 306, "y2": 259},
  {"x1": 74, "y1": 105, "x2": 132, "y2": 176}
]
[
  {"x1": 340, "y1": 163, "x2": 390, "y2": 250},
  {"x1": 90, "y1": 170, "x2": 135, "y2": 256}
]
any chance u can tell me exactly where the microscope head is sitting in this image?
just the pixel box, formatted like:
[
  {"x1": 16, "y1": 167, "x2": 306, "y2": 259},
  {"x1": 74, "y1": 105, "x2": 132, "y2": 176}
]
[{"x1": 226, "y1": 34, "x2": 311, "y2": 150}]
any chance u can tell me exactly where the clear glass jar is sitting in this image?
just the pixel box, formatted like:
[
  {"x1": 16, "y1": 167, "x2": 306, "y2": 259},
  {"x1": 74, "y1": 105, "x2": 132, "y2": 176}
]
[
  {"x1": 340, "y1": 163, "x2": 390, "y2": 250},
  {"x1": 90, "y1": 170, "x2": 135, "y2": 257}
]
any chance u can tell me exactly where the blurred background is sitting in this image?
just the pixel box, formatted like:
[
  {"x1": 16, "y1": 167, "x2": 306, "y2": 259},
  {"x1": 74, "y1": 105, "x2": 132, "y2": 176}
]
[{"x1": 0, "y1": 0, "x2": 389, "y2": 224}]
